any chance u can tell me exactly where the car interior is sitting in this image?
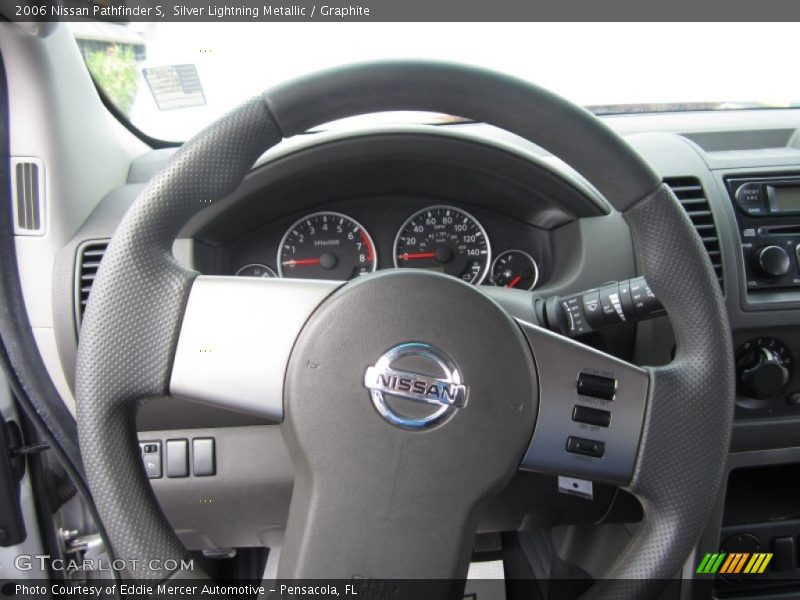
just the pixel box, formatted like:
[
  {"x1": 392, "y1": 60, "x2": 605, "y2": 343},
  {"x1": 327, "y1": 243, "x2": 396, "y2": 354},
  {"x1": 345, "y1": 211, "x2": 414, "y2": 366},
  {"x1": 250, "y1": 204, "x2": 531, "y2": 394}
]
[{"x1": 1, "y1": 18, "x2": 800, "y2": 600}]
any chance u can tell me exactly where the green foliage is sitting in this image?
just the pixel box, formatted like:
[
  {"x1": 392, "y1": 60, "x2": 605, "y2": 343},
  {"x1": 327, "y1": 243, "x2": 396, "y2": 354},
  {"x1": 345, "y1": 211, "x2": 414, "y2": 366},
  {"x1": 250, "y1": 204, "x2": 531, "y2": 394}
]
[{"x1": 85, "y1": 44, "x2": 138, "y2": 117}]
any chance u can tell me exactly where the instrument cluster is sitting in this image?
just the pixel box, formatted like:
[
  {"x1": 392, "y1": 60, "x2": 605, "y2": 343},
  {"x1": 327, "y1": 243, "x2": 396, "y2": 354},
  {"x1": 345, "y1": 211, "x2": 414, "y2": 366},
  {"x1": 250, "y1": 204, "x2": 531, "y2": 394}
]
[{"x1": 228, "y1": 203, "x2": 546, "y2": 290}]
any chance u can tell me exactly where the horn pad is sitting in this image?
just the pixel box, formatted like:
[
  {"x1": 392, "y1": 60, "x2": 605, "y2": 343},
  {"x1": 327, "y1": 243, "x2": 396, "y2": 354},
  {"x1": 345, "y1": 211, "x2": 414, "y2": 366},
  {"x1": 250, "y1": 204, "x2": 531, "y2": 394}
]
[{"x1": 280, "y1": 269, "x2": 538, "y2": 579}]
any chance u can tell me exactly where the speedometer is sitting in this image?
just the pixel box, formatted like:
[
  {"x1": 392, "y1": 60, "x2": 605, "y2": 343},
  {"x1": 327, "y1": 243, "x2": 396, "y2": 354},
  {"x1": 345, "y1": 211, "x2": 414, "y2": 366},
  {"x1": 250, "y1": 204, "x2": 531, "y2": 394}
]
[
  {"x1": 278, "y1": 212, "x2": 377, "y2": 280},
  {"x1": 393, "y1": 205, "x2": 491, "y2": 285}
]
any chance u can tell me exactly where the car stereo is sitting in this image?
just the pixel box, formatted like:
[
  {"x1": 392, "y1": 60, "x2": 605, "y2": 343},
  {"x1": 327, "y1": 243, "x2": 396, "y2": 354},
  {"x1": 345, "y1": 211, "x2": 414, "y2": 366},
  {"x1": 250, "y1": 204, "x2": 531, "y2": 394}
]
[{"x1": 727, "y1": 174, "x2": 800, "y2": 292}]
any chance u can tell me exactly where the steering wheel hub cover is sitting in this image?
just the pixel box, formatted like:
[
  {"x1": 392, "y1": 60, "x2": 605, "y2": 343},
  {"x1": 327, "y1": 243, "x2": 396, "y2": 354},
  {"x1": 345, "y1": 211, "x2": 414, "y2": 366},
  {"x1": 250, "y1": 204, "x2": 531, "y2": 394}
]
[
  {"x1": 280, "y1": 270, "x2": 537, "y2": 577},
  {"x1": 364, "y1": 341, "x2": 468, "y2": 430}
]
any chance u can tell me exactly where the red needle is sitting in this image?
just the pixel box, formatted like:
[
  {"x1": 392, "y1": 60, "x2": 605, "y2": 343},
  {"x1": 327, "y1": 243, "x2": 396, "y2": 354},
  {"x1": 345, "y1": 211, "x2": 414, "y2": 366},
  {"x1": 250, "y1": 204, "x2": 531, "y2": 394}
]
[
  {"x1": 399, "y1": 252, "x2": 437, "y2": 260},
  {"x1": 282, "y1": 258, "x2": 321, "y2": 266},
  {"x1": 358, "y1": 229, "x2": 375, "y2": 261},
  {"x1": 507, "y1": 275, "x2": 523, "y2": 288}
]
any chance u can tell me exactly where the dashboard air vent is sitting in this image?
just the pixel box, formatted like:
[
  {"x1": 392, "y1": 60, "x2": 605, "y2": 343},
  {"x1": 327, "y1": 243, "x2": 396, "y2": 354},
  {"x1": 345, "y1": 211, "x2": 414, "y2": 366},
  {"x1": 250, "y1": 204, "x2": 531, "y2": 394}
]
[
  {"x1": 664, "y1": 177, "x2": 724, "y2": 290},
  {"x1": 11, "y1": 158, "x2": 45, "y2": 235},
  {"x1": 76, "y1": 240, "x2": 109, "y2": 325}
]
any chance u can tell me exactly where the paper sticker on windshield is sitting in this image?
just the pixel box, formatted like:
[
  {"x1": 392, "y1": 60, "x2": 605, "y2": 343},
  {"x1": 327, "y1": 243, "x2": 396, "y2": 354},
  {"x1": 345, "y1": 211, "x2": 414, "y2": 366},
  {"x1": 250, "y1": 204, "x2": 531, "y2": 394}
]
[{"x1": 142, "y1": 64, "x2": 206, "y2": 111}]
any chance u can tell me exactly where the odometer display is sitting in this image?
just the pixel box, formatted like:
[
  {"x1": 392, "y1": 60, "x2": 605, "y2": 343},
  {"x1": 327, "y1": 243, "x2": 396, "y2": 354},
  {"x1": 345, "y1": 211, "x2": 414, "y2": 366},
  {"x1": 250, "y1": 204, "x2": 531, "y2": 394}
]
[
  {"x1": 278, "y1": 212, "x2": 377, "y2": 280},
  {"x1": 394, "y1": 205, "x2": 491, "y2": 284}
]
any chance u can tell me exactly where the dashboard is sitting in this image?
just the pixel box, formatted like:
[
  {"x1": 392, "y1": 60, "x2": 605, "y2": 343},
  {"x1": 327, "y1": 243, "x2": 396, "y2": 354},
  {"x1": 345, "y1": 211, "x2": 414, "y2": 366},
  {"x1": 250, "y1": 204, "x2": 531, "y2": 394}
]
[{"x1": 53, "y1": 120, "x2": 800, "y2": 435}]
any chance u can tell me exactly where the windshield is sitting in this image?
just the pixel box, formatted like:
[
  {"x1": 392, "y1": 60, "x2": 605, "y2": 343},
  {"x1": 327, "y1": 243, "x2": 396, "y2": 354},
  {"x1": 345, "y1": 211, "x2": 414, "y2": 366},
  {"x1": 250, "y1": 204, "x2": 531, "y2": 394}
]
[{"x1": 70, "y1": 22, "x2": 800, "y2": 142}]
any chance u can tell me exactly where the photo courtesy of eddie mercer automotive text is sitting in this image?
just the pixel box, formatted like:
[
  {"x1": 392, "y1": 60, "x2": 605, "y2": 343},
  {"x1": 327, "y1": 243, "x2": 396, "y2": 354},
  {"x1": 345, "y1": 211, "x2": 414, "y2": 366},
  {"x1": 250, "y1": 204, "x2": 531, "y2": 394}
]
[{"x1": 0, "y1": 9, "x2": 798, "y2": 600}]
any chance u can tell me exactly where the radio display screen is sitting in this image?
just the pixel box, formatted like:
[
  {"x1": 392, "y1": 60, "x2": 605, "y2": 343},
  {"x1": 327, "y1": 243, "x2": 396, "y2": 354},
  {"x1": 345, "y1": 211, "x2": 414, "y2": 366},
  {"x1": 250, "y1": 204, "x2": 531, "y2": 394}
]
[{"x1": 768, "y1": 185, "x2": 800, "y2": 213}]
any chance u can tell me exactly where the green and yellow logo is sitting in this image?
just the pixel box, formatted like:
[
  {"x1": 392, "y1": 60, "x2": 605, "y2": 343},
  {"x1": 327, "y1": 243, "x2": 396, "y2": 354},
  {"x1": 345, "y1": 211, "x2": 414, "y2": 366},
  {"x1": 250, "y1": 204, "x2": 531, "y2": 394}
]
[{"x1": 696, "y1": 552, "x2": 773, "y2": 575}]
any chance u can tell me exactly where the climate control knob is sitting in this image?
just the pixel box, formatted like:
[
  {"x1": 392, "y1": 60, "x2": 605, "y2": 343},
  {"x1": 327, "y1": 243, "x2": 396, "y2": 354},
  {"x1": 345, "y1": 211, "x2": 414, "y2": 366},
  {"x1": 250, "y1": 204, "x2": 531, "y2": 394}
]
[
  {"x1": 738, "y1": 346, "x2": 790, "y2": 400},
  {"x1": 756, "y1": 245, "x2": 790, "y2": 278}
]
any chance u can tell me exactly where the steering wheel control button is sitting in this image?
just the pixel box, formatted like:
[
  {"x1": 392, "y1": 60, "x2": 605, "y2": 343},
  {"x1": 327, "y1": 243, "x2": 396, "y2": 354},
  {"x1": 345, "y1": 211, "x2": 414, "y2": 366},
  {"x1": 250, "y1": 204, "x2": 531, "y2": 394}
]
[
  {"x1": 577, "y1": 372, "x2": 617, "y2": 401},
  {"x1": 599, "y1": 285, "x2": 627, "y2": 325},
  {"x1": 572, "y1": 405, "x2": 612, "y2": 428},
  {"x1": 551, "y1": 277, "x2": 665, "y2": 337},
  {"x1": 629, "y1": 277, "x2": 666, "y2": 319},
  {"x1": 581, "y1": 290, "x2": 604, "y2": 329},
  {"x1": 566, "y1": 436, "x2": 605, "y2": 458},
  {"x1": 139, "y1": 441, "x2": 162, "y2": 479},
  {"x1": 364, "y1": 342, "x2": 468, "y2": 430},
  {"x1": 560, "y1": 296, "x2": 589, "y2": 335},
  {"x1": 192, "y1": 438, "x2": 216, "y2": 476},
  {"x1": 165, "y1": 439, "x2": 189, "y2": 478}
]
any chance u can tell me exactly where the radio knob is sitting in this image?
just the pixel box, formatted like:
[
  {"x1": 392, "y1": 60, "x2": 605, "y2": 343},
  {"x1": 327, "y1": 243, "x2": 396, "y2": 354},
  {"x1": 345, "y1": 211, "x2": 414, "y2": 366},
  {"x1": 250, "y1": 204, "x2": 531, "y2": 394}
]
[
  {"x1": 739, "y1": 347, "x2": 790, "y2": 399},
  {"x1": 756, "y1": 245, "x2": 791, "y2": 278}
]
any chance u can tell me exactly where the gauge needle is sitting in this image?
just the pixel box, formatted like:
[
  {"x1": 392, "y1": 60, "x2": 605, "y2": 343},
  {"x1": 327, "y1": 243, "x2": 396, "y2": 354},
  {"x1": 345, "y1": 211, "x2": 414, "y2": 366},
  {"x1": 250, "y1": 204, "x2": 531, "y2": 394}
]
[
  {"x1": 282, "y1": 258, "x2": 322, "y2": 266},
  {"x1": 399, "y1": 252, "x2": 437, "y2": 260},
  {"x1": 358, "y1": 229, "x2": 375, "y2": 261},
  {"x1": 507, "y1": 275, "x2": 523, "y2": 288}
]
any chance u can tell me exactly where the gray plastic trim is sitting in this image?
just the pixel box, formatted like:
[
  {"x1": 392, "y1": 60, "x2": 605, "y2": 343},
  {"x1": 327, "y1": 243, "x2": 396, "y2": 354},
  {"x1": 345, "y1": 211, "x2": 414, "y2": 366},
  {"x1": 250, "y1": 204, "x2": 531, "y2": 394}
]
[
  {"x1": 10, "y1": 156, "x2": 45, "y2": 236},
  {"x1": 170, "y1": 276, "x2": 339, "y2": 420}
]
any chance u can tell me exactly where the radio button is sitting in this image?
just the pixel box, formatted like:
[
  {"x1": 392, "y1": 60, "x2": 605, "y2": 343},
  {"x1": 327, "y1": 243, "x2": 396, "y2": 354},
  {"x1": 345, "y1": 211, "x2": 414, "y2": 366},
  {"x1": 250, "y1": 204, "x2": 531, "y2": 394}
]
[
  {"x1": 795, "y1": 244, "x2": 800, "y2": 272},
  {"x1": 736, "y1": 183, "x2": 766, "y2": 211}
]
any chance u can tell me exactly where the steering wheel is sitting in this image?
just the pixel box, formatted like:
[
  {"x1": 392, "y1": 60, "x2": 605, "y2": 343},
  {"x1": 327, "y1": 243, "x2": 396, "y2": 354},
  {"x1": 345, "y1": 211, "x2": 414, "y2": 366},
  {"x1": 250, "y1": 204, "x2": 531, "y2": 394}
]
[{"x1": 75, "y1": 61, "x2": 734, "y2": 599}]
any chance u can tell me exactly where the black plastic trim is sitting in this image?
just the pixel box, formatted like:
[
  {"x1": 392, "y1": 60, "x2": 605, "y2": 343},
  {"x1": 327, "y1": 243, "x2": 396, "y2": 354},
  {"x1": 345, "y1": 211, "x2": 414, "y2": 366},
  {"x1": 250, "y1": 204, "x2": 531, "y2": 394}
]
[{"x1": 92, "y1": 78, "x2": 179, "y2": 150}]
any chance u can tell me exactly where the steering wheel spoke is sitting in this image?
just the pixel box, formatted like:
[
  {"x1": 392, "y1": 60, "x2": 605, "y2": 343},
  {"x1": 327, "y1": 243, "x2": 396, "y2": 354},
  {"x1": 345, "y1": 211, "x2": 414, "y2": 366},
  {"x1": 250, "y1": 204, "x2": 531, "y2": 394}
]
[
  {"x1": 516, "y1": 320, "x2": 649, "y2": 485},
  {"x1": 169, "y1": 276, "x2": 339, "y2": 420}
]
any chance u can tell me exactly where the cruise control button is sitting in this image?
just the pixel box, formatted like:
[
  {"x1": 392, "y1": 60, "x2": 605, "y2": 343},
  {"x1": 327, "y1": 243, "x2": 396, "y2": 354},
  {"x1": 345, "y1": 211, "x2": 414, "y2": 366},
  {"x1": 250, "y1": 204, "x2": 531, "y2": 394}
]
[
  {"x1": 566, "y1": 436, "x2": 605, "y2": 458},
  {"x1": 577, "y1": 372, "x2": 617, "y2": 401},
  {"x1": 572, "y1": 405, "x2": 612, "y2": 427}
]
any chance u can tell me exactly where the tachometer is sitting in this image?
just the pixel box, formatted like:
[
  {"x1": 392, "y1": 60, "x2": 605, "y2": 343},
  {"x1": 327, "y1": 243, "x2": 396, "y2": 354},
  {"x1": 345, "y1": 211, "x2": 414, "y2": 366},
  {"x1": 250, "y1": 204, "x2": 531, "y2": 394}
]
[
  {"x1": 393, "y1": 205, "x2": 491, "y2": 285},
  {"x1": 278, "y1": 212, "x2": 377, "y2": 280},
  {"x1": 235, "y1": 264, "x2": 276, "y2": 278}
]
